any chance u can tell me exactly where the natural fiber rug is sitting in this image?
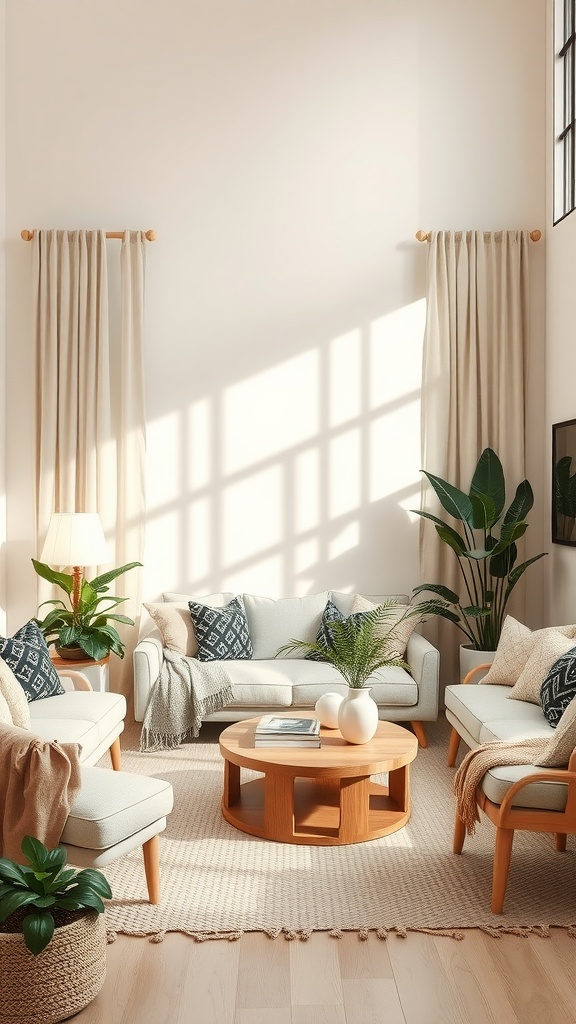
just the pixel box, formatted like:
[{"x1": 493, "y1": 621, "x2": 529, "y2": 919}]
[{"x1": 102, "y1": 717, "x2": 576, "y2": 940}]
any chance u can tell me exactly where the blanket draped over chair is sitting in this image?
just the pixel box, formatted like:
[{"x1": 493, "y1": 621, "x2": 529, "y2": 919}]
[
  {"x1": 140, "y1": 649, "x2": 235, "y2": 751},
  {"x1": 454, "y1": 697, "x2": 576, "y2": 834},
  {"x1": 0, "y1": 722, "x2": 81, "y2": 861}
]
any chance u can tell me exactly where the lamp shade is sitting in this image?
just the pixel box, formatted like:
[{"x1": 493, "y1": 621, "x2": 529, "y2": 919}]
[{"x1": 40, "y1": 513, "x2": 111, "y2": 568}]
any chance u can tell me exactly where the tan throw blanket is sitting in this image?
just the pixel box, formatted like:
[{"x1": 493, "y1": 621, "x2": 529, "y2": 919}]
[
  {"x1": 140, "y1": 649, "x2": 235, "y2": 752},
  {"x1": 454, "y1": 696, "x2": 576, "y2": 835},
  {"x1": 0, "y1": 722, "x2": 81, "y2": 862}
]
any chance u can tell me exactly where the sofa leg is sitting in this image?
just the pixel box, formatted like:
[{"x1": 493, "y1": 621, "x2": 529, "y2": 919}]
[
  {"x1": 453, "y1": 811, "x2": 466, "y2": 854},
  {"x1": 110, "y1": 736, "x2": 122, "y2": 771},
  {"x1": 410, "y1": 721, "x2": 428, "y2": 748},
  {"x1": 447, "y1": 727, "x2": 461, "y2": 767},
  {"x1": 492, "y1": 827, "x2": 514, "y2": 914},
  {"x1": 143, "y1": 835, "x2": 161, "y2": 904},
  {"x1": 555, "y1": 832, "x2": 567, "y2": 852}
]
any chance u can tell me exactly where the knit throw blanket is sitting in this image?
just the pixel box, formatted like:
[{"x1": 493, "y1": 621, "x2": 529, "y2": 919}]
[{"x1": 140, "y1": 649, "x2": 235, "y2": 752}]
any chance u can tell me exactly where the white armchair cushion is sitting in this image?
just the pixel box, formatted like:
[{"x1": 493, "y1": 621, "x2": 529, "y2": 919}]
[{"x1": 62, "y1": 766, "x2": 174, "y2": 850}]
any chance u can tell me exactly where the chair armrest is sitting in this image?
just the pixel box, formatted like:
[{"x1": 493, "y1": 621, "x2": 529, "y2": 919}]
[
  {"x1": 133, "y1": 629, "x2": 163, "y2": 722},
  {"x1": 462, "y1": 663, "x2": 493, "y2": 684},
  {"x1": 57, "y1": 669, "x2": 93, "y2": 692},
  {"x1": 406, "y1": 631, "x2": 439, "y2": 720},
  {"x1": 498, "y1": 767, "x2": 576, "y2": 823}
]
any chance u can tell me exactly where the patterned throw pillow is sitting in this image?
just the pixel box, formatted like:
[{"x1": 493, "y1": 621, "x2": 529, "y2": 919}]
[
  {"x1": 306, "y1": 600, "x2": 345, "y2": 662},
  {"x1": 188, "y1": 596, "x2": 253, "y2": 661},
  {"x1": 507, "y1": 632, "x2": 576, "y2": 705},
  {"x1": 0, "y1": 621, "x2": 65, "y2": 703},
  {"x1": 540, "y1": 647, "x2": 576, "y2": 728}
]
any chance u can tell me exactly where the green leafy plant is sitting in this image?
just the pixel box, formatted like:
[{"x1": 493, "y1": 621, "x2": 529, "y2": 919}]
[
  {"x1": 277, "y1": 601, "x2": 436, "y2": 688},
  {"x1": 554, "y1": 455, "x2": 576, "y2": 541},
  {"x1": 412, "y1": 447, "x2": 546, "y2": 651},
  {"x1": 32, "y1": 558, "x2": 142, "y2": 660},
  {"x1": 0, "y1": 836, "x2": 112, "y2": 955}
]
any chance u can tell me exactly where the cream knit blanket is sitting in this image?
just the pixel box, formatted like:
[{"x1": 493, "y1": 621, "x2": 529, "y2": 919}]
[
  {"x1": 454, "y1": 697, "x2": 576, "y2": 835},
  {"x1": 140, "y1": 650, "x2": 235, "y2": 752}
]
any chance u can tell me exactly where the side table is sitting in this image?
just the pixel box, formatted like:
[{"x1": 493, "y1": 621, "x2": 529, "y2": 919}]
[{"x1": 50, "y1": 653, "x2": 110, "y2": 693}]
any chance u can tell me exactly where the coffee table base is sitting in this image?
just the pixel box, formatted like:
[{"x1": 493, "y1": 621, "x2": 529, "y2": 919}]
[{"x1": 222, "y1": 763, "x2": 411, "y2": 846}]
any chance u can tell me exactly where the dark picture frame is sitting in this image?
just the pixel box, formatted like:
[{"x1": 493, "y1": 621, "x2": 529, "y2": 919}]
[{"x1": 552, "y1": 418, "x2": 576, "y2": 545}]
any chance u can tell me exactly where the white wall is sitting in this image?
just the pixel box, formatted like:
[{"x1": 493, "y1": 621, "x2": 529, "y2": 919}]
[{"x1": 4, "y1": 0, "x2": 546, "y2": 627}]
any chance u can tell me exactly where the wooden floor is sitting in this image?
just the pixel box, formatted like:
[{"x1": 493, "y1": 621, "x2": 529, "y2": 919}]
[{"x1": 75, "y1": 928, "x2": 576, "y2": 1023}]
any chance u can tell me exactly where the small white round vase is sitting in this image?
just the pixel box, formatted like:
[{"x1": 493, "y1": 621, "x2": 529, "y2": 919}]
[
  {"x1": 337, "y1": 686, "x2": 379, "y2": 744},
  {"x1": 314, "y1": 691, "x2": 344, "y2": 728}
]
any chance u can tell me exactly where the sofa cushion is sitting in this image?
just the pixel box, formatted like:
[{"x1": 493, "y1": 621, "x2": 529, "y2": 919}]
[
  {"x1": 0, "y1": 620, "x2": 65, "y2": 703},
  {"x1": 507, "y1": 632, "x2": 576, "y2": 704},
  {"x1": 478, "y1": 717, "x2": 556, "y2": 744},
  {"x1": 62, "y1": 766, "x2": 174, "y2": 850},
  {"x1": 189, "y1": 596, "x2": 252, "y2": 661},
  {"x1": 540, "y1": 648, "x2": 576, "y2": 728},
  {"x1": 291, "y1": 664, "x2": 418, "y2": 708},
  {"x1": 0, "y1": 657, "x2": 31, "y2": 728},
  {"x1": 481, "y1": 615, "x2": 576, "y2": 687},
  {"x1": 144, "y1": 602, "x2": 197, "y2": 657},
  {"x1": 445, "y1": 683, "x2": 549, "y2": 744},
  {"x1": 243, "y1": 592, "x2": 328, "y2": 659}
]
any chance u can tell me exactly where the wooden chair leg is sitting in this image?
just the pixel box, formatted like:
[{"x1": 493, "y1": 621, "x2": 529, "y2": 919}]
[
  {"x1": 410, "y1": 721, "x2": 428, "y2": 748},
  {"x1": 110, "y1": 736, "x2": 122, "y2": 771},
  {"x1": 491, "y1": 827, "x2": 514, "y2": 914},
  {"x1": 555, "y1": 832, "x2": 567, "y2": 852},
  {"x1": 143, "y1": 834, "x2": 161, "y2": 904},
  {"x1": 447, "y1": 727, "x2": 461, "y2": 767},
  {"x1": 453, "y1": 811, "x2": 466, "y2": 854}
]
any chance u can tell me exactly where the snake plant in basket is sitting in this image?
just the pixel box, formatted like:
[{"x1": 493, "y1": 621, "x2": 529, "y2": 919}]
[
  {"x1": 412, "y1": 448, "x2": 547, "y2": 652},
  {"x1": 0, "y1": 836, "x2": 112, "y2": 1023}
]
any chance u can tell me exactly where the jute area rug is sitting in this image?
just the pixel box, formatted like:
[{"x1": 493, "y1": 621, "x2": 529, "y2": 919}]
[{"x1": 102, "y1": 716, "x2": 576, "y2": 941}]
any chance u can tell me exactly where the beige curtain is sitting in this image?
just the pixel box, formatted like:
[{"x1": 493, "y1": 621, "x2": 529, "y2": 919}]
[
  {"x1": 33, "y1": 230, "x2": 146, "y2": 698},
  {"x1": 420, "y1": 230, "x2": 530, "y2": 690}
]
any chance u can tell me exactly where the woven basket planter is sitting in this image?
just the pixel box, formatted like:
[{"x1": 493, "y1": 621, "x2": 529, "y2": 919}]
[{"x1": 0, "y1": 911, "x2": 107, "y2": 1024}]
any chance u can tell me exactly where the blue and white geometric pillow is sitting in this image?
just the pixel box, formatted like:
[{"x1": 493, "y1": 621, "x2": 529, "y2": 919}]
[
  {"x1": 188, "y1": 596, "x2": 253, "y2": 661},
  {"x1": 540, "y1": 645, "x2": 576, "y2": 728},
  {"x1": 0, "y1": 620, "x2": 65, "y2": 703},
  {"x1": 306, "y1": 599, "x2": 346, "y2": 662}
]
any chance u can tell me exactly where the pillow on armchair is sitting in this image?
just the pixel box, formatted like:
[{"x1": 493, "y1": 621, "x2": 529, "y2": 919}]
[{"x1": 0, "y1": 621, "x2": 64, "y2": 704}]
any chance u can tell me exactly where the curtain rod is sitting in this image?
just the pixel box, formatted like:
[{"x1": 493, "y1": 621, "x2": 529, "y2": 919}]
[
  {"x1": 20, "y1": 229, "x2": 156, "y2": 242},
  {"x1": 416, "y1": 229, "x2": 542, "y2": 242}
]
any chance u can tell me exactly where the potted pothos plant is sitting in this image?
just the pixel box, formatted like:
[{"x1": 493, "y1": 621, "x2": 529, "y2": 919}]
[
  {"x1": 412, "y1": 448, "x2": 546, "y2": 658},
  {"x1": 0, "y1": 836, "x2": 111, "y2": 1023},
  {"x1": 32, "y1": 558, "x2": 142, "y2": 661}
]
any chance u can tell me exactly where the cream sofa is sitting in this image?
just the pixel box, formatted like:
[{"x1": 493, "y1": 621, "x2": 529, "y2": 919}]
[{"x1": 133, "y1": 590, "x2": 441, "y2": 746}]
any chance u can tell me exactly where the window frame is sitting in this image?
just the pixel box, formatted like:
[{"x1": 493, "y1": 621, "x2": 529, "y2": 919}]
[{"x1": 554, "y1": 0, "x2": 576, "y2": 224}]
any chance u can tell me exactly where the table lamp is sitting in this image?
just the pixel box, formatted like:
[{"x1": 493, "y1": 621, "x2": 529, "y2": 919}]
[{"x1": 40, "y1": 512, "x2": 111, "y2": 611}]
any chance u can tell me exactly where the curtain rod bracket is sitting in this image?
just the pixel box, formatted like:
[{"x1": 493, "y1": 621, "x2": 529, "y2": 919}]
[{"x1": 416, "y1": 229, "x2": 541, "y2": 242}]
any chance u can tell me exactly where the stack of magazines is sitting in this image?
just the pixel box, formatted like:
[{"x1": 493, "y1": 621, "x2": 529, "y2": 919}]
[{"x1": 254, "y1": 715, "x2": 321, "y2": 748}]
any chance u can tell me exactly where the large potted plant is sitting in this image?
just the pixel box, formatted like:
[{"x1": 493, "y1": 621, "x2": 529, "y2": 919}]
[
  {"x1": 412, "y1": 448, "x2": 546, "y2": 675},
  {"x1": 278, "y1": 601, "x2": 433, "y2": 743},
  {"x1": 0, "y1": 836, "x2": 112, "y2": 1024},
  {"x1": 32, "y1": 558, "x2": 142, "y2": 661}
]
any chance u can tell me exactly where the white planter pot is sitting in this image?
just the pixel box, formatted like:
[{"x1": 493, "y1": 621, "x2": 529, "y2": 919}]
[
  {"x1": 337, "y1": 686, "x2": 379, "y2": 744},
  {"x1": 459, "y1": 644, "x2": 496, "y2": 684}
]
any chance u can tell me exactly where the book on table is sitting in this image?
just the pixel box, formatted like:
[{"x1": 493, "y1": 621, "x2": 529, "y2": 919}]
[{"x1": 254, "y1": 715, "x2": 321, "y2": 747}]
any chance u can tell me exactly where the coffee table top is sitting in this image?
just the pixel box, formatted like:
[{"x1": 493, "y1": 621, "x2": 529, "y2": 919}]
[{"x1": 219, "y1": 712, "x2": 418, "y2": 778}]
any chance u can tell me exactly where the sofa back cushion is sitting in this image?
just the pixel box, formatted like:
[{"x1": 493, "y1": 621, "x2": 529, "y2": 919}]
[
  {"x1": 243, "y1": 592, "x2": 329, "y2": 659},
  {"x1": 329, "y1": 592, "x2": 409, "y2": 616}
]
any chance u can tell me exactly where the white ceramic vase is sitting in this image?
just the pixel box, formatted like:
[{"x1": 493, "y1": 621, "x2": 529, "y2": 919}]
[
  {"x1": 337, "y1": 686, "x2": 379, "y2": 744},
  {"x1": 459, "y1": 644, "x2": 496, "y2": 684},
  {"x1": 314, "y1": 691, "x2": 345, "y2": 728}
]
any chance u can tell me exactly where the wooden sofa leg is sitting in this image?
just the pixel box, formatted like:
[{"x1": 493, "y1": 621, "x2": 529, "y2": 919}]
[
  {"x1": 447, "y1": 727, "x2": 461, "y2": 767},
  {"x1": 555, "y1": 832, "x2": 567, "y2": 852},
  {"x1": 453, "y1": 811, "x2": 466, "y2": 854},
  {"x1": 143, "y1": 834, "x2": 161, "y2": 904},
  {"x1": 410, "y1": 721, "x2": 428, "y2": 748},
  {"x1": 110, "y1": 736, "x2": 122, "y2": 771},
  {"x1": 491, "y1": 827, "x2": 514, "y2": 914}
]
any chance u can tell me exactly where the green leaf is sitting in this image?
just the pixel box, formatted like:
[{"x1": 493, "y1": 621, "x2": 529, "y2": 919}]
[
  {"x1": 31, "y1": 559, "x2": 74, "y2": 595},
  {"x1": 0, "y1": 858, "x2": 31, "y2": 886},
  {"x1": 21, "y1": 836, "x2": 50, "y2": 870},
  {"x1": 22, "y1": 911, "x2": 55, "y2": 955},
  {"x1": 0, "y1": 889, "x2": 38, "y2": 923},
  {"x1": 469, "y1": 448, "x2": 505, "y2": 520},
  {"x1": 503, "y1": 479, "x2": 534, "y2": 526},
  {"x1": 460, "y1": 605, "x2": 491, "y2": 618},
  {"x1": 469, "y1": 492, "x2": 497, "y2": 531},
  {"x1": 422, "y1": 471, "x2": 474, "y2": 525},
  {"x1": 462, "y1": 548, "x2": 492, "y2": 561},
  {"x1": 506, "y1": 552, "x2": 547, "y2": 590},
  {"x1": 412, "y1": 583, "x2": 461, "y2": 604},
  {"x1": 71, "y1": 868, "x2": 112, "y2": 898},
  {"x1": 488, "y1": 521, "x2": 527, "y2": 557},
  {"x1": 411, "y1": 510, "x2": 466, "y2": 554},
  {"x1": 89, "y1": 561, "x2": 142, "y2": 592},
  {"x1": 435, "y1": 524, "x2": 467, "y2": 555},
  {"x1": 42, "y1": 847, "x2": 67, "y2": 873}
]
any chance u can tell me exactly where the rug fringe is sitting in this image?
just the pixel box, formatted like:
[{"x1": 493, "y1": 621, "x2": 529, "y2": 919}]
[{"x1": 104, "y1": 924, "x2": 576, "y2": 943}]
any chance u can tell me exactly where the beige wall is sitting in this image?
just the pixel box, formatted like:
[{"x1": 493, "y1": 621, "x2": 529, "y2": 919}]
[
  {"x1": 4, "y1": 0, "x2": 546, "y2": 627},
  {"x1": 0, "y1": 2, "x2": 5, "y2": 633}
]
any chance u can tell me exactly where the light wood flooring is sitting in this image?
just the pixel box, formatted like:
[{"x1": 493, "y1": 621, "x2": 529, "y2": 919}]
[{"x1": 74, "y1": 927, "x2": 576, "y2": 1024}]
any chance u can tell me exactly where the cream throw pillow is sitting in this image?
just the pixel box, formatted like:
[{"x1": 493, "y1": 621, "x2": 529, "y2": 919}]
[
  {"x1": 351, "y1": 595, "x2": 420, "y2": 658},
  {"x1": 536, "y1": 695, "x2": 576, "y2": 768},
  {"x1": 0, "y1": 689, "x2": 12, "y2": 725},
  {"x1": 481, "y1": 616, "x2": 576, "y2": 687},
  {"x1": 0, "y1": 657, "x2": 31, "y2": 728},
  {"x1": 507, "y1": 631, "x2": 576, "y2": 704},
  {"x1": 144, "y1": 603, "x2": 198, "y2": 658}
]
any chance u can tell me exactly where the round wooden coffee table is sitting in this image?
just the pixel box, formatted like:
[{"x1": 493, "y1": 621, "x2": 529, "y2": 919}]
[{"x1": 219, "y1": 713, "x2": 418, "y2": 846}]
